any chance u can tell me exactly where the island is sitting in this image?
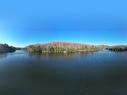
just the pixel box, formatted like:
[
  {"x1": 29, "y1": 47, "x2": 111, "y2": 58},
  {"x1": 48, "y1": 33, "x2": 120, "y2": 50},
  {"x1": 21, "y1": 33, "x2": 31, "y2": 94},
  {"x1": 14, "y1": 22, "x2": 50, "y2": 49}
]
[
  {"x1": 0, "y1": 44, "x2": 16, "y2": 53},
  {"x1": 26, "y1": 42, "x2": 101, "y2": 54}
]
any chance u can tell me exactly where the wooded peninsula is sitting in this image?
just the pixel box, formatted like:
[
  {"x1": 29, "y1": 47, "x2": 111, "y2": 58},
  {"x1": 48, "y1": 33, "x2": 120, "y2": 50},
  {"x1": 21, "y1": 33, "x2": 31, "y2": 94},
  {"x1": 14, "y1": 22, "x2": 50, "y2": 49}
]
[{"x1": 0, "y1": 44, "x2": 16, "y2": 53}]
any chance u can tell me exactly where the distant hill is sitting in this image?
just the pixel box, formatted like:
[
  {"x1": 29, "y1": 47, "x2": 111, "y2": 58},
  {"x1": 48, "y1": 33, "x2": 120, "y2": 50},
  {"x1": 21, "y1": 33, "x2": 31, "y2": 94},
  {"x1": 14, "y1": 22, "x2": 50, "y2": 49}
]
[
  {"x1": 0, "y1": 44, "x2": 16, "y2": 53},
  {"x1": 26, "y1": 42, "x2": 101, "y2": 53}
]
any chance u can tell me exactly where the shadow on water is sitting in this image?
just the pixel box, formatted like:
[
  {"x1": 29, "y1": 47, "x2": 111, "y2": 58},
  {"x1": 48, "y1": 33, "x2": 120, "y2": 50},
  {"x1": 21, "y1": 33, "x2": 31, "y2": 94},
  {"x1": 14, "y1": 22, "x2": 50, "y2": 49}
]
[
  {"x1": 0, "y1": 50, "x2": 127, "y2": 95},
  {"x1": 0, "y1": 54, "x2": 7, "y2": 59}
]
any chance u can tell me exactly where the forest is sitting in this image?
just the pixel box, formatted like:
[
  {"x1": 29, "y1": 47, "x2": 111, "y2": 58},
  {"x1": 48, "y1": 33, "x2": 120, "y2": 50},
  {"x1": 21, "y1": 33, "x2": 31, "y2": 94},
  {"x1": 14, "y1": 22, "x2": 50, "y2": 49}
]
[{"x1": 26, "y1": 42, "x2": 100, "y2": 54}]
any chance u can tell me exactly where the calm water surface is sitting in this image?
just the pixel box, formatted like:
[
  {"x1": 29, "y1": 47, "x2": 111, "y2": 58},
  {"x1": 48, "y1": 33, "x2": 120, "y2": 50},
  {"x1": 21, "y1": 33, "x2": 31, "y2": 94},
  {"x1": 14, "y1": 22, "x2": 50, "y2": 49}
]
[{"x1": 0, "y1": 50, "x2": 127, "y2": 95}]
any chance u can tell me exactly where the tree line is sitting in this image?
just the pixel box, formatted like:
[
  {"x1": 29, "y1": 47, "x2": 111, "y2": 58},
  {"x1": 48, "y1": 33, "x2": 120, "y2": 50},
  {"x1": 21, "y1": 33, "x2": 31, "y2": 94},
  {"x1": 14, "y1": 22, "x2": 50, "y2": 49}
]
[
  {"x1": 26, "y1": 42, "x2": 100, "y2": 53},
  {"x1": 106, "y1": 46, "x2": 127, "y2": 51}
]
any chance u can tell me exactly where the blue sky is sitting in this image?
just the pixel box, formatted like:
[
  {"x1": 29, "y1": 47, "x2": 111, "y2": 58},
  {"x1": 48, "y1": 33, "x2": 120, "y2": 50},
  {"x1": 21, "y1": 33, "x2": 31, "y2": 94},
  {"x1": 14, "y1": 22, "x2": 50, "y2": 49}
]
[{"x1": 0, "y1": 0, "x2": 127, "y2": 47}]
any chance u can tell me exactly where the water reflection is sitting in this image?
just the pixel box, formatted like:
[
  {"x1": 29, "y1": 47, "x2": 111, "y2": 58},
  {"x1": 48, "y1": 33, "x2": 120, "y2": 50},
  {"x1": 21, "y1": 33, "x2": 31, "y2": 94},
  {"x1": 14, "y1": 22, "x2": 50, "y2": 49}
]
[
  {"x1": 0, "y1": 50, "x2": 127, "y2": 95},
  {"x1": 0, "y1": 53, "x2": 7, "y2": 59},
  {"x1": 28, "y1": 51, "x2": 97, "y2": 57}
]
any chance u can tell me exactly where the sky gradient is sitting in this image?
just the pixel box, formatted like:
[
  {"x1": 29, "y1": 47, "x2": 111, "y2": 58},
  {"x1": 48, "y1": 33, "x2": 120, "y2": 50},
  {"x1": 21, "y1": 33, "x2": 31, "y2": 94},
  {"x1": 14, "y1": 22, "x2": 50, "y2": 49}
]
[{"x1": 0, "y1": 0, "x2": 127, "y2": 47}]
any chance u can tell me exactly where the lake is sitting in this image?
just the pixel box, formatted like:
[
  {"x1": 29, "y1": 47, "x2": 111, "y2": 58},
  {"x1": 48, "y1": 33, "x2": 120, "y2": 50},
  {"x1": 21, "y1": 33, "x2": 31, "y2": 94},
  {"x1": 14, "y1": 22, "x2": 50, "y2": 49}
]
[{"x1": 0, "y1": 50, "x2": 127, "y2": 95}]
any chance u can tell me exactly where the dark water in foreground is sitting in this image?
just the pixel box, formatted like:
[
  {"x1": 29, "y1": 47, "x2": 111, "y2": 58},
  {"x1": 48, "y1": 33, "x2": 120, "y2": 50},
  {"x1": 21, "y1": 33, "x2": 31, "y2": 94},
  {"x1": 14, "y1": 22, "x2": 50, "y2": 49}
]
[{"x1": 0, "y1": 50, "x2": 127, "y2": 95}]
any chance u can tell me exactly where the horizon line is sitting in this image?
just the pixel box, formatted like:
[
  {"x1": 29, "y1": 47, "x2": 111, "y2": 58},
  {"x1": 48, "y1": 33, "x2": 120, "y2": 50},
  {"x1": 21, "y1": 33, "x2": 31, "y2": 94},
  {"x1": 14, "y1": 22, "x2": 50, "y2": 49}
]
[{"x1": 1, "y1": 41, "x2": 127, "y2": 47}]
